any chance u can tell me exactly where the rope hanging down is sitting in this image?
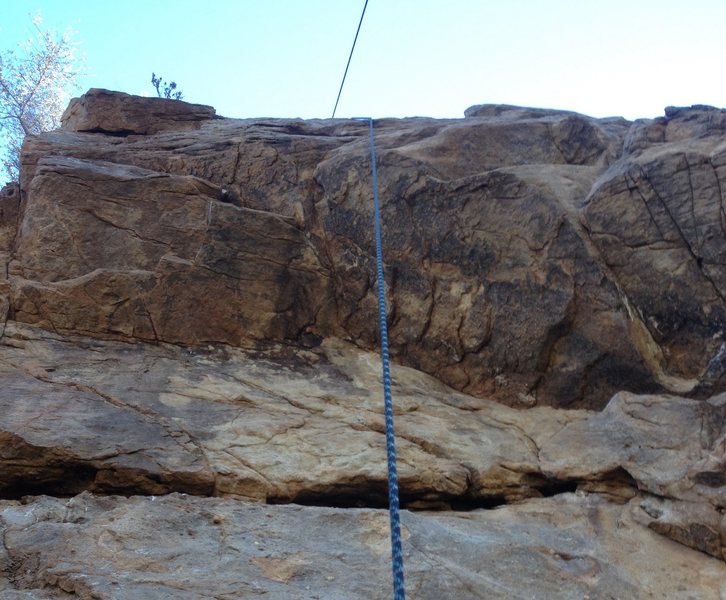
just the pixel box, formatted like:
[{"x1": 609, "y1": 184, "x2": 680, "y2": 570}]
[
  {"x1": 331, "y1": 0, "x2": 369, "y2": 118},
  {"x1": 361, "y1": 117, "x2": 406, "y2": 600},
  {"x1": 334, "y1": 5, "x2": 405, "y2": 597}
]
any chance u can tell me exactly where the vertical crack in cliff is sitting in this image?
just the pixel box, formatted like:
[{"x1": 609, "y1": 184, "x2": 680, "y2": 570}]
[
  {"x1": 683, "y1": 155, "x2": 702, "y2": 253},
  {"x1": 415, "y1": 276, "x2": 437, "y2": 345},
  {"x1": 549, "y1": 122, "x2": 571, "y2": 166},
  {"x1": 139, "y1": 304, "x2": 159, "y2": 341},
  {"x1": 578, "y1": 169, "x2": 711, "y2": 394},
  {"x1": 637, "y1": 165, "x2": 726, "y2": 305},
  {"x1": 710, "y1": 158, "x2": 726, "y2": 238},
  {"x1": 553, "y1": 180, "x2": 683, "y2": 399},
  {"x1": 0, "y1": 298, "x2": 8, "y2": 343},
  {"x1": 625, "y1": 170, "x2": 668, "y2": 241},
  {"x1": 229, "y1": 142, "x2": 243, "y2": 189},
  {"x1": 619, "y1": 293, "x2": 699, "y2": 394},
  {"x1": 534, "y1": 262, "x2": 577, "y2": 377}
]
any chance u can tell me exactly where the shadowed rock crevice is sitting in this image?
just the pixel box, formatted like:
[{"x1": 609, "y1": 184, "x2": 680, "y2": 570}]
[
  {"x1": 281, "y1": 487, "x2": 512, "y2": 511},
  {"x1": 0, "y1": 435, "x2": 610, "y2": 513},
  {"x1": 0, "y1": 470, "x2": 587, "y2": 513},
  {"x1": 0, "y1": 460, "x2": 99, "y2": 500},
  {"x1": 78, "y1": 127, "x2": 137, "y2": 137},
  {"x1": 0, "y1": 433, "x2": 216, "y2": 500}
]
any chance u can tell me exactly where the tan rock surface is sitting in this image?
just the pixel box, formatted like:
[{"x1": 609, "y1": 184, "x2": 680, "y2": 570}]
[
  {"x1": 2, "y1": 92, "x2": 726, "y2": 597},
  {"x1": 16, "y1": 91, "x2": 726, "y2": 408},
  {"x1": 1, "y1": 492, "x2": 724, "y2": 600},
  {"x1": 0, "y1": 321, "x2": 579, "y2": 504},
  {"x1": 0, "y1": 321, "x2": 723, "y2": 562},
  {"x1": 60, "y1": 88, "x2": 216, "y2": 135},
  {"x1": 10, "y1": 156, "x2": 332, "y2": 346},
  {"x1": 584, "y1": 106, "x2": 726, "y2": 394}
]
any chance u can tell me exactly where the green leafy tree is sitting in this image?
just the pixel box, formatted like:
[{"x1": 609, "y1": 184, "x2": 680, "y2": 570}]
[
  {"x1": 151, "y1": 72, "x2": 183, "y2": 100},
  {"x1": 0, "y1": 14, "x2": 80, "y2": 183}
]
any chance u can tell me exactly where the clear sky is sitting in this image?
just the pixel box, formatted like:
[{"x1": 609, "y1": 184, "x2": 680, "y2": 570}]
[{"x1": 1, "y1": 0, "x2": 725, "y2": 121}]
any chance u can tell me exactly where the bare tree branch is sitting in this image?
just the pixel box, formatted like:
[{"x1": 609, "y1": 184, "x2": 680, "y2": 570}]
[{"x1": 0, "y1": 14, "x2": 80, "y2": 183}]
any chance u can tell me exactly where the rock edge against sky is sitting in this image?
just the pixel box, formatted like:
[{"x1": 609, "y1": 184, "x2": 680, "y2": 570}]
[{"x1": 0, "y1": 90, "x2": 724, "y2": 598}]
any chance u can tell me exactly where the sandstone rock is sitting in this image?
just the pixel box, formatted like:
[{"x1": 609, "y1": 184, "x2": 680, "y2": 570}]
[
  {"x1": 60, "y1": 88, "x2": 216, "y2": 135},
  {"x1": 314, "y1": 151, "x2": 648, "y2": 407},
  {"x1": 540, "y1": 391, "x2": 726, "y2": 501},
  {"x1": 0, "y1": 182, "x2": 20, "y2": 290},
  {"x1": 1, "y1": 492, "x2": 724, "y2": 599},
  {"x1": 0, "y1": 321, "x2": 583, "y2": 504},
  {"x1": 539, "y1": 390, "x2": 726, "y2": 559},
  {"x1": 634, "y1": 496, "x2": 725, "y2": 560},
  {"x1": 0, "y1": 182, "x2": 20, "y2": 252},
  {"x1": 623, "y1": 105, "x2": 726, "y2": 155},
  {"x1": 15, "y1": 91, "x2": 717, "y2": 408},
  {"x1": 10, "y1": 156, "x2": 333, "y2": 346},
  {"x1": 0, "y1": 321, "x2": 723, "y2": 561},
  {"x1": 584, "y1": 106, "x2": 726, "y2": 396},
  {"x1": 3, "y1": 92, "x2": 726, "y2": 597},
  {"x1": 464, "y1": 103, "x2": 580, "y2": 119}
]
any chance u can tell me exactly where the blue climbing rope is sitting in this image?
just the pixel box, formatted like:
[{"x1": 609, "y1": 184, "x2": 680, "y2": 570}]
[
  {"x1": 332, "y1": 5, "x2": 405, "y2": 594},
  {"x1": 361, "y1": 117, "x2": 406, "y2": 600}
]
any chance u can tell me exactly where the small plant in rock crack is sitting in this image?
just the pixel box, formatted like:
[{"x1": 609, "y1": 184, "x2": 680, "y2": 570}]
[{"x1": 151, "y1": 72, "x2": 183, "y2": 100}]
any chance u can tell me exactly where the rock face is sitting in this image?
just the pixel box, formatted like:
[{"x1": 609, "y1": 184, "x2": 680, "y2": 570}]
[
  {"x1": 10, "y1": 156, "x2": 329, "y2": 346},
  {"x1": 0, "y1": 321, "x2": 725, "y2": 598},
  {"x1": 2, "y1": 493, "x2": 724, "y2": 600},
  {"x1": 60, "y1": 87, "x2": 217, "y2": 135},
  {"x1": 585, "y1": 106, "x2": 726, "y2": 392},
  {"x1": 0, "y1": 91, "x2": 725, "y2": 598},
  {"x1": 12, "y1": 95, "x2": 726, "y2": 409},
  {"x1": 0, "y1": 183, "x2": 19, "y2": 250}
]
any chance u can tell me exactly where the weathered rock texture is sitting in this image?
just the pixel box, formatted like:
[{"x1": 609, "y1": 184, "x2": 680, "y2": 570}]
[
  {"x1": 10, "y1": 95, "x2": 726, "y2": 409},
  {"x1": 0, "y1": 321, "x2": 725, "y2": 598},
  {"x1": 0, "y1": 91, "x2": 725, "y2": 598},
  {"x1": 9, "y1": 95, "x2": 726, "y2": 408},
  {"x1": 60, "y1": 87, "x2": 217, "y2": 135},
  {"x1": 585, "y1": 106, "x2": 726, "y2": 394},
  {"x1": 2, "y1": 493, "x2": 724, "y2": 600}
]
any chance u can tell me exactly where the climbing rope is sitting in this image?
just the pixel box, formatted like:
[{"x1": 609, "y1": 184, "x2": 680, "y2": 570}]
[
  {"x1": 331, "y1": 3, "x2": 405, "y2": 595},
  {"x1": 332, "y1": 0, "x2": 369, "y2": 118},
  {"x1": 360, "y1": 117, "x2": 406, "y2": 599}
]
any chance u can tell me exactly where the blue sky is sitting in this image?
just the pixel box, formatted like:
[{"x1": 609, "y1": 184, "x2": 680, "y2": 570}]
[{"x1": 1, "y1": 0, "x2": 726, "y2": 121}]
